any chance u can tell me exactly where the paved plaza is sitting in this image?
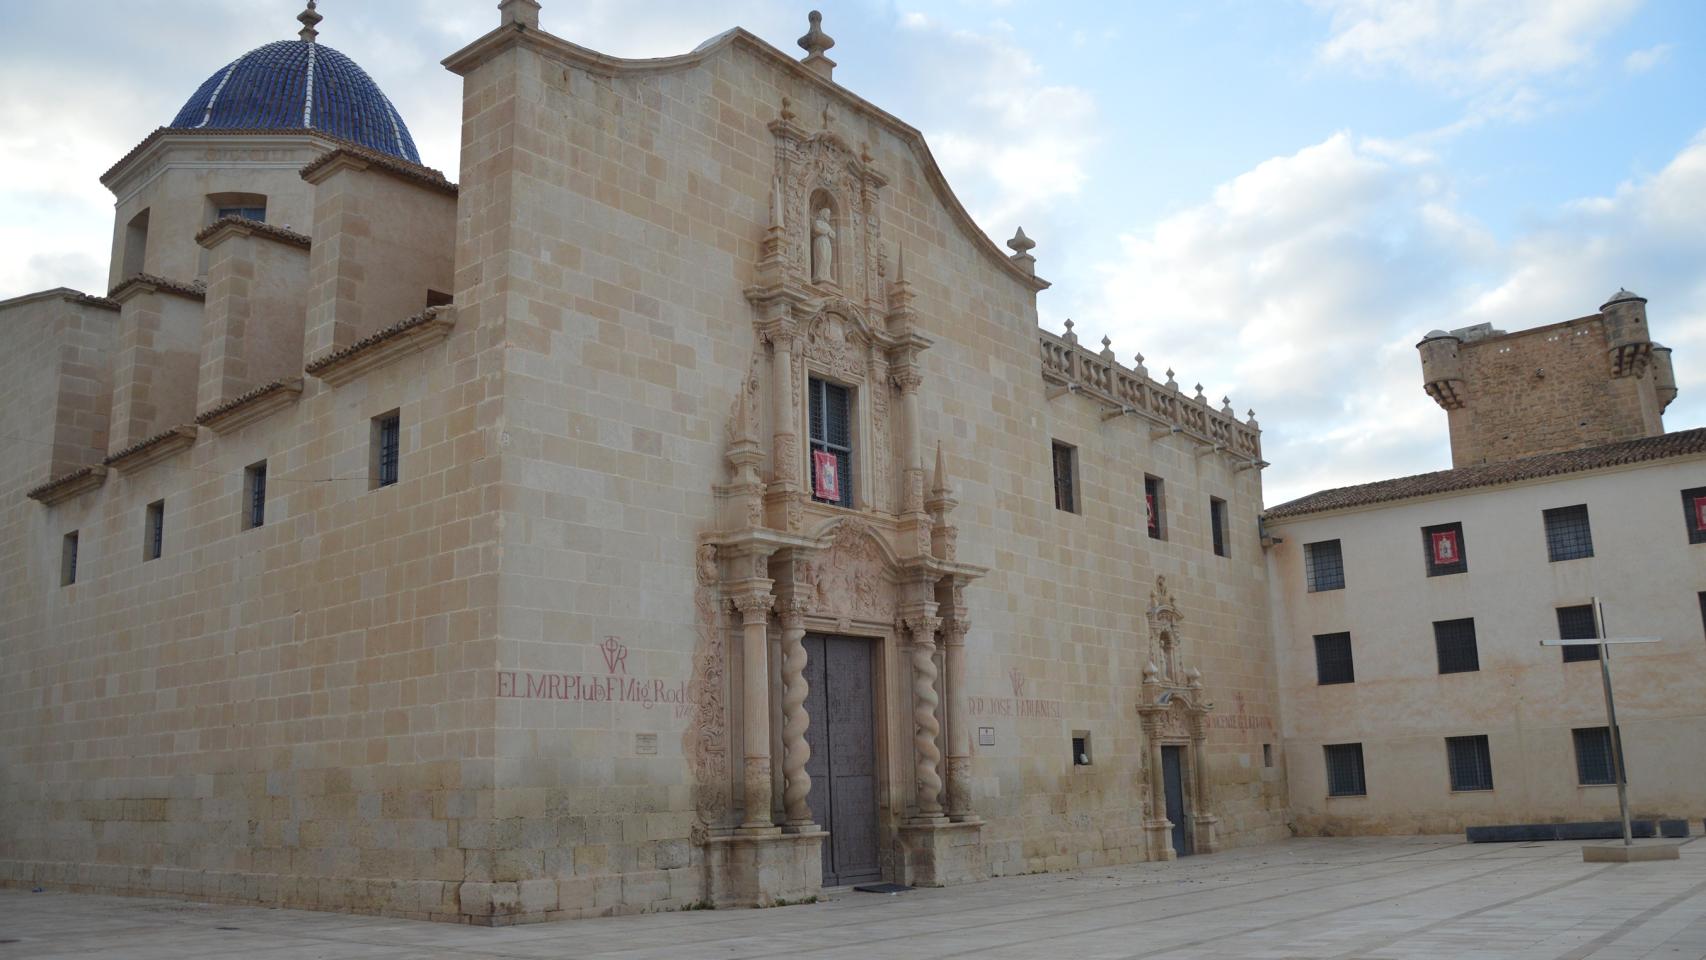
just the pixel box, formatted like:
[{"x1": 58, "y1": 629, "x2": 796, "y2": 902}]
[{"x1": 1, "y1": 836, "x2": 1702, "y2": 959}]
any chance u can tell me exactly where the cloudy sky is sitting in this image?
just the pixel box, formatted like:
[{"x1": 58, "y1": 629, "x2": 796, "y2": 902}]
[{"x1": 1, "y1": 0, "x2": 1702, "y2": 505}]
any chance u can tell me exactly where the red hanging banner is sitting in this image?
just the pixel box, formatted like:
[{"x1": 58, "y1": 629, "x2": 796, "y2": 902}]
[
  {"x1": 1146, "y1": 494, "x2": 1156, "y2": 533},
  {"x1": 1695, "y1": 496, "x2": 1706, "y2": 531},
  {"x1": 812, "y1": 450, "x2": 840, "y2": 501},
  {"x1": 1431, "y1": 530, "x2": 1460, "y2": 565}
]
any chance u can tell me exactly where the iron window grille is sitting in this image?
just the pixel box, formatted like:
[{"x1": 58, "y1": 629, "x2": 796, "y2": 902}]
[
  {"x1": 216, "y1": 205, "x2": 266, "y2": 221},
  {"x1": 145, "y1": 500, "x2": 164, "y2": 561},
  {"x1": 1305, "y1": 539, "x2": 1345, "y2": 592},
  {"x1": 245, "y1": 462, "x2": 267, "y2": 529},
  {"x1": 1572, "y1": 726, "x2": 1617, "y2": 785},
  {"x1": 1542, "y1": 504, "x2": 1594, "y2": 562},
  {"x1": 1314, "y1": 632, "x2": 1355, "y2": 685},
  {"x1": 61, "y1": 531, "x2": 79, "y2": 587},
  {"x1": 809, "y1": 377, "x2": 854, "y2": 508},
  {"x1": 374, "y1": 412, "x2": 400, "y2": 488},
  {"x1": 1051, "y1": 441, "x2": 1076, "y2": 513},
  {"x1": 1445, "y1": 735, "x2": 1494, "y2": 791},
  {"x1": 1421, "y1": 521, "x2": 1467, "y2": 576},
  {"x1": 1210, "y1": 497, "x2": 1228, "y2": 557},
  {"x1": 1682, "y1": 486, "x2": 1706, "y2": 545},
  {"x1": 1433, "y1": 617, "x2": 1480, "y2": 674},
  {"x1": 1556, "y1": 604, "x2": 1600, "y2": 663},
  {"x1": 1324, "y1": 743, "x2": 1366, "y2": 797},
  {"x1": 1144, "y1": 475, "x2": 1165, "y2": 539}
]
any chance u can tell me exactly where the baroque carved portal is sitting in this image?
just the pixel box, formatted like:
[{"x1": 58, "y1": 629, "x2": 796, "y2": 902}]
[{"x1": 1136, "y1": 574, "x2": 1219, "y2": 859}]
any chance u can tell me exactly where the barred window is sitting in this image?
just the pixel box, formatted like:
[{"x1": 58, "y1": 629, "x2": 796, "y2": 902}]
[
  {"x1": 1572, "y1": 726, "x2": 1616, "y2": 786},
  {"x1": 1314, "y1": 632, "x2": 1355, "y2": 685},
  {"x1": 1305, "y1": 539, "x2": 1345, "y2": 592},
  {"x1": 1543, "y1": 504, "x2": 1593, "y2": 562},
  {"x1": 144, "y1": 499, "x2": 164, "y2": 561},
  {"x1": 61, "y1": 531, "x2": 79, "y2": 587},
  {"x1": 1682, "y1": 486, "x2": 1706, "y2": 545},
  {"x1": 1051, "y1": 441, "x2": 1077, "y2": 514},
  {"x1": 1324, "y1": 743, "x2": 1366, "y2": 797},
  {"x1": 372, "y1": 411, "x2": 401, "y2": 489},
  {"x1": 1210, "y1": 497, "x2": 1228, "y2": 557},
  {"x1": 809, "y1": 377, "x2": 854, "y2": 508},
  {"x1": 244, "y1": 461, "x2": 267, "y2": 530},
  {"x1": 1144, "y1": 475, "x2": 1166, "y2": 539},
  {"x1": 1556, "y1": 604, "x2": 1600, "y2": 663},
  {"x1": 1446, "y1": 735, "x2": 1494, "y2": 791},
  {"x1": 1700, "y1": 592, "x2": 1706, "y2": 640},
  {"x1": 1433, "y1": 618, "x2": 1480, "y2": 674},
  {"x1": 1421, "y1": 521, "x2": 1467, "y2": 576}
]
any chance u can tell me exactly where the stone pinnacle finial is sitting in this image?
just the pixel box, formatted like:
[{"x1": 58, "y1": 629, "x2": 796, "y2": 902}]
[
  {"x1": 798, "y1": 10, "x2": 837, "y2": 79},
  {"x1": 499, "y1": 0, "x2": 542, "y2": 29},
  {"x1": 1007, "y1": 227, "x2": 1036, "y2": 275},
  {"x1": 931, "y1": 441, "x2": 951, "y2": 496},
  {"x1": 297, "y1": 0, "x2": 322, "y2": 42}
]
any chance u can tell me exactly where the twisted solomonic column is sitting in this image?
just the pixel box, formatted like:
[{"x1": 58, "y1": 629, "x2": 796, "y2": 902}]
[
  {"x1": 906, "y1": 615, "x2": 945, "y2": 818},
  {"x1": 779, "y1": 598, "x2": 813, "y2": 828}
]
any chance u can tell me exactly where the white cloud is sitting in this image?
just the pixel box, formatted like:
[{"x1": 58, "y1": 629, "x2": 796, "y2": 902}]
[
  {"x1": 1309, "y1": 0, "x2": 1641, "y2": 88},
  {"x1": 1624, "y1": 42, "x2": 1673, "y2": 73},
  {"x1": 894, "y1": 13, "x2": 1099, "y2": 238},
  {"x1": 1080, "y1": 127, "x2": 1706, "y2": 506}
]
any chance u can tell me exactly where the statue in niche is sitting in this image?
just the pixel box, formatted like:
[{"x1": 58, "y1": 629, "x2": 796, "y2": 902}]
[{"x1": 811, "y1": 207, "x2": 835, "y2": 284}]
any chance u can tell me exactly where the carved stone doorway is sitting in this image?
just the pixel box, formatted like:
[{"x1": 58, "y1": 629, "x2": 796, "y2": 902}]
[
  {"x1": 1161, "y1": 745, "x2": 1192, "y2": 856},
  {"x1": 801, "y1": 634, "x2": 882, "y2": 885}
]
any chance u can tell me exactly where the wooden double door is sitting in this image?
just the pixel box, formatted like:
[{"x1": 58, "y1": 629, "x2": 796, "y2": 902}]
[{"x1": 800, "y1": 635, "x2": 882, "y2": 885}]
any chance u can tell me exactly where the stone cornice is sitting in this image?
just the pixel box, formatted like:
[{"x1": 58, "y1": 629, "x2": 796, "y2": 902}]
[
  {"x1": 25, "y1": 465, "x2": 108, "y2": 506},
  {"x1": 108, "y1": 273, "x2": 206, "y2": 304},
  {"x1": 441, "y1": 23, "x2": 1048, "y2": 294},
  {"x1": 0, "y1": 288, "x2": 121, "y2": 313},
  {"x1": 102, "y1": 127, "x2": 355, "y2": 188},
  {"x1": 195, "y1": 378, "x2": 305, "y2": 433},
  {"x1": 104, "y1": 425, "x2": 198, "y2": 474},
  {"x1": 299, "y1": 146, "x2": 458, "y2": 197},
  {"x1": 195, "y1": 216, "x2": 312, "y2": 250},
  {"x1": 304, "y1": 306, "x2": 456, "y2": 386}
]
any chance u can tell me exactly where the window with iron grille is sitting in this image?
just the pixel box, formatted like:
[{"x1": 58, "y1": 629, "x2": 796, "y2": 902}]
[
  {"x1": 1572, "y1": 726, "x2": 1617, "y2": 785},
  {"x1": 244, "y1": 461, "x2": 267, "y2": 529},
  {"x1": 144, "y1": 500, "x2": 164, "y2": 561},
  {"x1": 1433, "y1": 617, "x2": 1480, "y2": 674},
  {"x1": 1556, "y1": 604, "x2": 1600, "y2": 662},
  {"x1": 1324, "y1": 743, "x2": 1366, "y2": 797},
  {"x1": 1305, "y1": 539, "x2": 1345, "y2": 592},
  {"x1": 1421, "y1": 521, "x2": 1467, "y2": 576},
  {"x1": 808, "y1": 378, "x2": 854, "y2": 507},
  {"x1": 1144, "y1": 475, "x2": 1166, "y2": 539},
  {"x1": 372, "y1": 411, "x2": 400, "y2": 489},
  {"x1": 1051, "y1": 441, "x2": 1076, "y2": 513},
  {"x1": 1700, "y1": 592, "x2": 1706, "y2": 641},
  {"x1": 1210, "y1": 497, "x2": 1228, "y2": 557},
  {"x1": 1543, "y1": 504, "x2": 1593, "y2": 562},
  {"x1": 61, "y1": 531, "x2": 79, "y2": 587},
  {"x1": 1314, "y1": 632, "x2": 1355, "y2": 685},
  {"x1": 216, "y1": 205, "x2": 267, "y2": 221},
  {"x1": 1445, "y1": 734, "x2": 1494, "y2": 791},
  {"x1": 1682, "y1": 486, "x2": 1706, "y2": 545}
]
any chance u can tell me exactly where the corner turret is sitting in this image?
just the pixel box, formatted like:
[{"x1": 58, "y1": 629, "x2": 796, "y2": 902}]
[
  {"x1": 1601, "y1": 289, "x2": 1651, "y2": 377},
  {"x1": 1417, "y1": 329, "x2": 1465, "y2": 410}
]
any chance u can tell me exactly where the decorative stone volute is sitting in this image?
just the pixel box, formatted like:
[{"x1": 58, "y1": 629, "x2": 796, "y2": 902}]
[{"x1": 797, "y1": 10, "x2": 836, "y2": 80}]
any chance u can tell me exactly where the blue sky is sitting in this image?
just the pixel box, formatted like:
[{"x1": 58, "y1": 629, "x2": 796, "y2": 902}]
[{"x1": 1, "y1": 0, "x2": 1701, "y2": 504}]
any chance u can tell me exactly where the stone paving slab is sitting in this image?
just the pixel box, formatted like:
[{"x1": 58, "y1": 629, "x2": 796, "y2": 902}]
[{"x1": 1, "y1": 837, "x2": 1702, "y2": 959}]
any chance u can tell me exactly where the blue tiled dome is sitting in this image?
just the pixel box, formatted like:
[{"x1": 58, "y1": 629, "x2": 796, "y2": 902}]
[{"x1": 169, "y1": 40, "x2": 419, "y2": 163}]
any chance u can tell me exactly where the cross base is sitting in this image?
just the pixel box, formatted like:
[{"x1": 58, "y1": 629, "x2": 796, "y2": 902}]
[{"x1": 1582, "y1": 842, "x2": 1680, "y2": 863}]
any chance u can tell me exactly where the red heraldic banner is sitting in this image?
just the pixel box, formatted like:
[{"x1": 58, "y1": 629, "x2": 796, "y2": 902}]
[
  {"x1": 1695, "y1": 496, "x2": 1706, "y2": 531},
  {"x1": 813, "y1": 450, "x2": 840, "y2": 501},
  {"x1": 1431, "y1": 530, "x2": 1460, "y2": 565}
]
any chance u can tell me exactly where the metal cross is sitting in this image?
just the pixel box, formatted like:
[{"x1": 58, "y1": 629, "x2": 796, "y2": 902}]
[{"x1": 1537, "y1": 597, "x2": 1660, "y2": 847}]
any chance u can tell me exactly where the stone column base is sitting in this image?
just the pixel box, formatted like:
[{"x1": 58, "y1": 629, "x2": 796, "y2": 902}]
[
  {"x1": 1144, "y1": 819, "x2": 1177, "y2": 861},
  {"x1": 704, "y1": 830, "x2": 825, "y2": 907},
  {"x1": 897, "y1": 819, "x2": 985, "y2": 887},
  {"x1": 1191, "y1": 814, "x2": 1220, "y2": 854}
]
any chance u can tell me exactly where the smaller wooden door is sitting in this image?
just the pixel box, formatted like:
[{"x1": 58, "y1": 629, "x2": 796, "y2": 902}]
[
  {"x1": 801, "y1": 635, "x2": 881, "y2": 885},
  {"x1": 1162, "y1": 745, "x2": 1192, "y2": 857}
]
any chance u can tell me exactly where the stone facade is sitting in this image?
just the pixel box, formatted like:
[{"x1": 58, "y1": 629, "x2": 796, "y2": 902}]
[
  {"x1": 1419, "y1": 292, "x2": 1677, "y2": 468},
  {"x1": 0, "y1": 6, "x2": 1287, "y2": 924}
]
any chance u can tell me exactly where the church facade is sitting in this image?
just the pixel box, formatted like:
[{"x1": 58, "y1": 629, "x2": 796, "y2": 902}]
[{"x1": 0, "y1": 2, "x2": 1288, "y2": 923}]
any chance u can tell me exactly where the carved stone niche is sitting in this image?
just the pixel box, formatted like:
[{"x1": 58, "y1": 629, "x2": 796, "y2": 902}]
[
  {"x1": 1147, "y1": 574, "x2": 1186, "y2": 685},
  {"x1": 771, "y1": 109, "x2": 889, "y2": 311}
]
